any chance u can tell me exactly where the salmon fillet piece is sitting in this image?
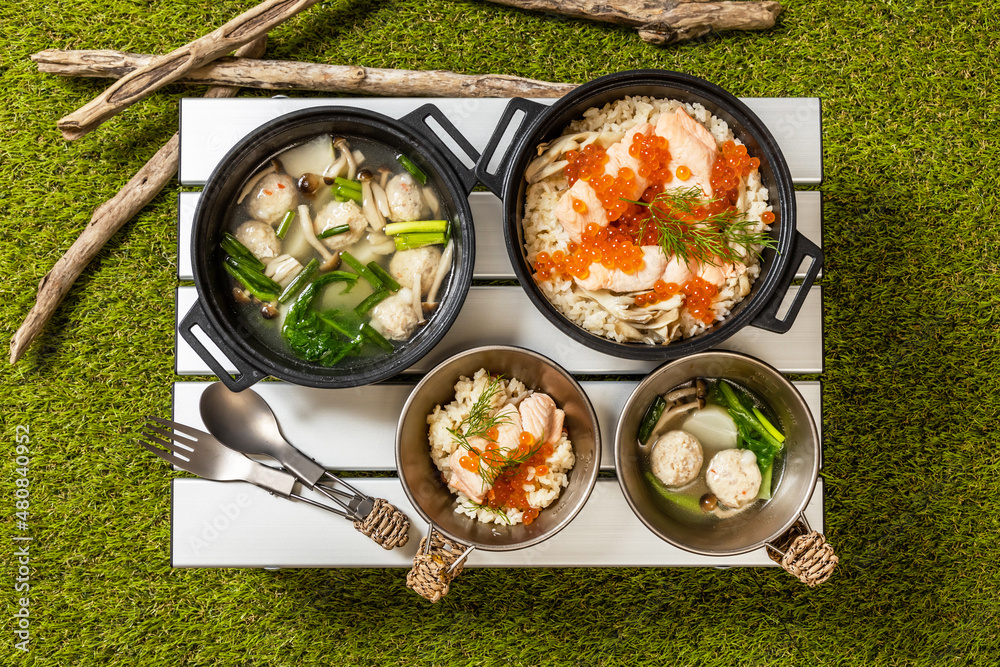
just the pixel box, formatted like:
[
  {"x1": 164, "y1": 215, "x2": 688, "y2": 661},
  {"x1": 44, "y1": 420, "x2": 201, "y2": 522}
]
[
  {"x1": 447, "y1": 447, "x2": 490, "y2": 503},
  {"x1": 575, "y1": 246, "x2": 669, "y2": 292},
  {"x1": 603, "y1": 122, "x2": 653, "y2": 201},
  {"x1": 492, "y1": 404, "x2": 523, "y2": 452},
  {"x1": 654, "y1": 108, "x2": 717, "y2": 197},
  {"x1": 518, "y1": 392, "x2": 565, "y2": 446},
  {"x1": 554, "y1": 179, "x2": 608, "y2": 244}
]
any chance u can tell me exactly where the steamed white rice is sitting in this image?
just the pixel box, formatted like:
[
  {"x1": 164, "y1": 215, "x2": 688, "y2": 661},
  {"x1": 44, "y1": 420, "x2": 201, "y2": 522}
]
[
  {"x1": 427, "y1": 369, "x2": 575, "y2": 525},
  {"x1": 522, "y1": 95, "x2": 774, "y2": 344}
]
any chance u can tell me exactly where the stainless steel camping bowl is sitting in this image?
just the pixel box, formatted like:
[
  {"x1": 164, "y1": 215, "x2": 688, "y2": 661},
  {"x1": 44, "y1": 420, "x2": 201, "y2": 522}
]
[
  {"x1": 615, "y1": 351, "x2": 821, "y2": 557},
  {"x1": 396, "y1": 345, "x2": 600, "y2": 553}
]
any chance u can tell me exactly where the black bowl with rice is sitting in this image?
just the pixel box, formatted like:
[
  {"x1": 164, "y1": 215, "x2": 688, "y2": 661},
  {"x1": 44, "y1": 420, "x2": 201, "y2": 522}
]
[{"x1": 475, "y1": 70, "x2": 822, "y2": 360}]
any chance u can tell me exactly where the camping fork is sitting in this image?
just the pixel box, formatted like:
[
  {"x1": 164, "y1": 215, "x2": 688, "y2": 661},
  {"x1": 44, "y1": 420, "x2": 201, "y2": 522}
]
[{"x1": 137, "y1": 417, "x2": 410, "y2": 548}]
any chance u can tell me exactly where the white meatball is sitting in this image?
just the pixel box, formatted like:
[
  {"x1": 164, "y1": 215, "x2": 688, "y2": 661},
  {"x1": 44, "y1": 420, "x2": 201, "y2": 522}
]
[
  {"x1": 247, "y1": 173, "x2": 297, "y2": 225},
  {"x1": 313, "y1": 200, "x2": 367, "y2": 251},
  {"x1": 389, "y1": 247, "x2": 441, "y2": 297},
  {"x1": 368, "y1": 288, "x2": 419, "y2": 341},
  {"x1": 649, "y1": 430, "x2": 703, "y2": 487},
  {"x1": 706, "y1": 449, "x2": 761, "y2": 509},
  {"x1": 234, "y1": 220, "x2": 281, "y2": 264},
  {"x1": 385, "y1": 173, "x2": 428, "y2": 222}
]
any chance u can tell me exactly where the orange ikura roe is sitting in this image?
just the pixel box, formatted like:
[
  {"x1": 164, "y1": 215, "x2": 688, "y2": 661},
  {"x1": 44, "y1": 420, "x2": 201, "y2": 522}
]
[
  {"x1": 534, "y1": 129, "x2": 764, "y2": 325},
  {"x1": 483, "y1": 441, "x2": 556, "y2": 524}
]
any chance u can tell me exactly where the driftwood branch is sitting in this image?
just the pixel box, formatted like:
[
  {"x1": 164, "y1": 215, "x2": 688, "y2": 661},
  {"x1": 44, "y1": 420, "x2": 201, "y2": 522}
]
[
  {"x1": 56, "y1": 0, "x2": 320, "y2": 140},
  {"x1": 33, "y1": 50, "x2": 578, "y2": 98},
  {"x1": 9, "y1": 37, "x2": 268, "y2": 365},
  {"x1": 480, "y1": 0, "x2": 783, "y2": 44}
]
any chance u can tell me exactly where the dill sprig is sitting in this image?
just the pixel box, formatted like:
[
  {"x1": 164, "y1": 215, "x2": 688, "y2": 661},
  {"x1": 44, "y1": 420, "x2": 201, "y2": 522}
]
[
  {"x1": 477, "y1": 441, "x2": 542, "y2": 486},
  {"x1": 446, "y1": 375, "x2": 512, "y2": 452},
  {"x1": 629, "y1": 186, "x2": 777, "y2": 267},
  {"x1": 462, "y1": 500, "x2": 513, "y2": 524}
]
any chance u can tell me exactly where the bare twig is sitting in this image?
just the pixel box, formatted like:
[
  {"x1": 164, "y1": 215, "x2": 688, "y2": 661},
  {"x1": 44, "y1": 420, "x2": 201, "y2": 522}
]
[
  {"x1": 33, "y1": 49, "x2": 578, "y2": 98},
  {"x1": 480, "y1": 0, "x2": 783, "y2": 44},
  {"x1": 56, "y1": 0, "x2": 319, "y2": 140},
  {"x1": 9, "y1": 37, "x2": 268, "y2": 365}
]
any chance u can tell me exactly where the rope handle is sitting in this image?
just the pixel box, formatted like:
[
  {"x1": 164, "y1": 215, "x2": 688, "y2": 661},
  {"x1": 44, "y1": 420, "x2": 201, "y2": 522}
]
[
  {"x1": 766, "y1": 516, "x2": 838, "y2": 587},
  {"x1": 406, "y1": 528, "x2": 470, "y2": 602},
  {"x1": 353, "y1": 498, "x2": 410, "y2": 550}
]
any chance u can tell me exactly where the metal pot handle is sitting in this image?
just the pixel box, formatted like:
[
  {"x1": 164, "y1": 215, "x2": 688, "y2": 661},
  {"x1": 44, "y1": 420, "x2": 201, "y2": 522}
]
[
  {"x1": 474, "y1": 97, "x2": 549, "y2": 196},
  {"x1": 765, "y1": 512, "x2": 838, "y2": 586},
  {"x1": 398, "y1": 103, "x2": 481, "y2": 196},
  {"x1": 751, "y1": 232, "x2": 824, "y2": 333},
  {"x1": 406, "y1": 523, "x2": 475, "y2": 602},
  {"x1": 178, "y1": 300, "x2": 266, "y2": 392}
]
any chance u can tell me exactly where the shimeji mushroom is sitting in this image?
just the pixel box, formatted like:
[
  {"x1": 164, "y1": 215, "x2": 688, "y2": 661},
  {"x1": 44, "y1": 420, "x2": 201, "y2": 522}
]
[
  {"x1": 334, "y1": 137, "x2": 358, "y2": 181},
  {"x1": 424, "y1": 240, "x2": 454, "y2": 311},
  {"x1": 524, "y1": 130, "x2": 624, "y2": 183},
  {"x1": 357, "y1": 169, "x2": 387, "y2": 232},
  {"x1": 296, "y1": 204, "x2": 341, "y2": 271},
  {"x1": 648, "y1": 379, "x2": 709, "y2": 440}
]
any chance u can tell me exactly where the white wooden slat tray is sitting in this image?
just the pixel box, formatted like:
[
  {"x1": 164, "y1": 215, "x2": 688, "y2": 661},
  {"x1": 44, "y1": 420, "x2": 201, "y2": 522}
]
[
  {"x1": 176, "y1": 190, "x2": 822, "y2": 282},
  {"x1": 178, "y1": 97, "x2": 822, "y2": 185},
  {"x1": 175, "y1": 285, "x2": 823, "y2": 376},
  {"x1": 171, "y1": 96, "x2": 825, "y2": 570},
  {"x1": 172, "y1": 380, "x2": 822, "y2": 568}
]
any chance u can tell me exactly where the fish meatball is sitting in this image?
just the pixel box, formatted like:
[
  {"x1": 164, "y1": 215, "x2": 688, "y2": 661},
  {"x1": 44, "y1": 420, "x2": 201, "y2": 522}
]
[
  {"x1": 234, "y1": 220, "x2": 281, "y2": 264},
  {"x1": 389, "y1": 246, "x2": 441, "y2": 297},
  {"x1": 649, "y1": 430, "x2": 703, "y2": 487},
  {"x1": 706, "y1": 449, "x2": 761, "y2": 509},
  {"x1": 385, "y1": 173, "x2": 428, "y2": 222},
  {"x1": 368, "y1": 288, "x2": 419, "y2": 341},
  {"x1": 248, "y1": 173, "x2": 297, "y2": 225},
  {"x1": 313, "y1": 200, "x2": 367, "y2": 251}
]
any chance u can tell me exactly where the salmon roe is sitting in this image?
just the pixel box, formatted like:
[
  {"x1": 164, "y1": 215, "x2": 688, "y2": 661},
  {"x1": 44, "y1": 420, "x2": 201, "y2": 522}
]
[
  {"x1": 482, "y1": 441, "x2": 556, "y2": 524},
  {"x1": 535, "y1": 131, "x2": 763, "y2": 326},
  {"x1": 682, "y1": 275, "x2": 719, "y2": 324}
]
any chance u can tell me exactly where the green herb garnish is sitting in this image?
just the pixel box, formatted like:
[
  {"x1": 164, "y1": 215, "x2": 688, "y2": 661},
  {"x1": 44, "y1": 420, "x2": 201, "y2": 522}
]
[
  {"x1": 627, "y1": 186, "x2": 777, "y2": 266},
  {"x1": 447, "y1": 375, "x2": 512, "y2": 453}
]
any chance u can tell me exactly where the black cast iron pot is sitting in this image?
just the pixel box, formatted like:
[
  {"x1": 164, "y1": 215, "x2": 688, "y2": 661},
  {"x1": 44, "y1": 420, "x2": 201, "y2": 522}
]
[
  {"x1": 475, "y1": 70, "x2": 823, "y2": 360},
  {"x1": 180, "y1": 104, "x2": 479, "y2": 391}
]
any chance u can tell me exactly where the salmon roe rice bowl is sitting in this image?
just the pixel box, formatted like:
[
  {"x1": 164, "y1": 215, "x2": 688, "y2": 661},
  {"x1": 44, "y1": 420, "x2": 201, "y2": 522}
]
[
  {"x1": 522, "y1": 96, "x2": 777, "y2": 345},
  {"x1": 427, "y1": 369, "x2": 575, "y2": 526}
]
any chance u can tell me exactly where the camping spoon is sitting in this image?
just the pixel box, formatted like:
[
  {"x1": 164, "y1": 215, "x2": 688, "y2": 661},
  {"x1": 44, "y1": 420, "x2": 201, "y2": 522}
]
[{"x1": 199, "y1": 382, "x2": 375, "y2": 520}]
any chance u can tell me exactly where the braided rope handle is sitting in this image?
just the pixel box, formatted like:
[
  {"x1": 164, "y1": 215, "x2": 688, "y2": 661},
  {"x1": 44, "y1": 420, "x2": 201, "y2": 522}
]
[
  {"x1": 406, "y1": 533, "x2": 468, "y2": 602},
  {"x1": 766, "y1": 519, "x2": 838, "y2": 587},
  {"x1": 353, "y1": 498, "x2": 410, "y2": 550}
]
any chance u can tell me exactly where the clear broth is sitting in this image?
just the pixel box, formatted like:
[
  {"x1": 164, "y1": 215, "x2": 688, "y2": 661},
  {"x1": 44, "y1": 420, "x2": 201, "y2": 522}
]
[
  {"x1": 640, "y1": 378, "x2": 785, "y2": 525},
  {"x1": 224, "y1": 133, "x2": 454, "y2": 370}
]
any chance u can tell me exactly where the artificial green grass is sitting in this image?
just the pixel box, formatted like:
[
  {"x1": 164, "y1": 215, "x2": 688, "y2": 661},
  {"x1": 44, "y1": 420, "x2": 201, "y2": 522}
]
[{"x1": 2, "y1": 0, "x2": 999, "y2": 664}]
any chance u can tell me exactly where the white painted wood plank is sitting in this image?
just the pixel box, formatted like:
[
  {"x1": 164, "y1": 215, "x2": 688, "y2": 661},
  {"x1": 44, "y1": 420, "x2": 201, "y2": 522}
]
[
  {"x1": 170, "y1": 477, "x2": 824, "y2": 568},
  {"x1": 173, "y1": 381, "x2": 820, "y2": 472},
  {"x1": 175, "y1": 285, "x2": 823, "y2": 376},
  {"x1": 178, "y1": 97, "x2": 822, "y2": 185},
  {"x1": 176, "y1": 191, "x2": 822, "y2": 282}
]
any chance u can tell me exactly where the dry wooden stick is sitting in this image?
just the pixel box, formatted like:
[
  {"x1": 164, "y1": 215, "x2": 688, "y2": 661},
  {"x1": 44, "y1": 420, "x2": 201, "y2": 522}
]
[
  {"x1": 9, "y1": 37, "x2": 268, "y2": 365},
  {"x1": 480, "y1": 0, "x2": 783, "y2": 44},
  {"x1": 33, "y1": 50, "x2": 578, "y2": 98},
  {"x1": 57, "y1": 0, "x2": 319, "y2": 140}
]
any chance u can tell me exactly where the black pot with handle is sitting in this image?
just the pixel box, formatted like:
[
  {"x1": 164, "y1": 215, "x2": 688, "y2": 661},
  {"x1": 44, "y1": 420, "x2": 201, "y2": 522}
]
[
  {"x1": 180, "y1": 104, "x2": 479, "y2": 391},
  {"x1": 475, "y1": 70, "x2": 822, "y2": 360}
]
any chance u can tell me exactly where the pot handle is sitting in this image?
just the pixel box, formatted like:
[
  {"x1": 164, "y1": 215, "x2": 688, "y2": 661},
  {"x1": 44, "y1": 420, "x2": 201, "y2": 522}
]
[
  {"x1": 178, "y1": 300, "x2": 266, "y2": 392},
  {"x1": 765, "y1": 513, "x2": 838, "y2": 586},
  {"x1": 406, "y1": 523, "x2": 474, "y2": 602},
  {"x1": 475, "y1": 97, "x2": 549, "y2": 196},
  {"x1": 751, "y1": 231, "x2": 823, "y2": 333},
  {"x1": 398, "y1": 103, "x2": 481, "y2": 196}
]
